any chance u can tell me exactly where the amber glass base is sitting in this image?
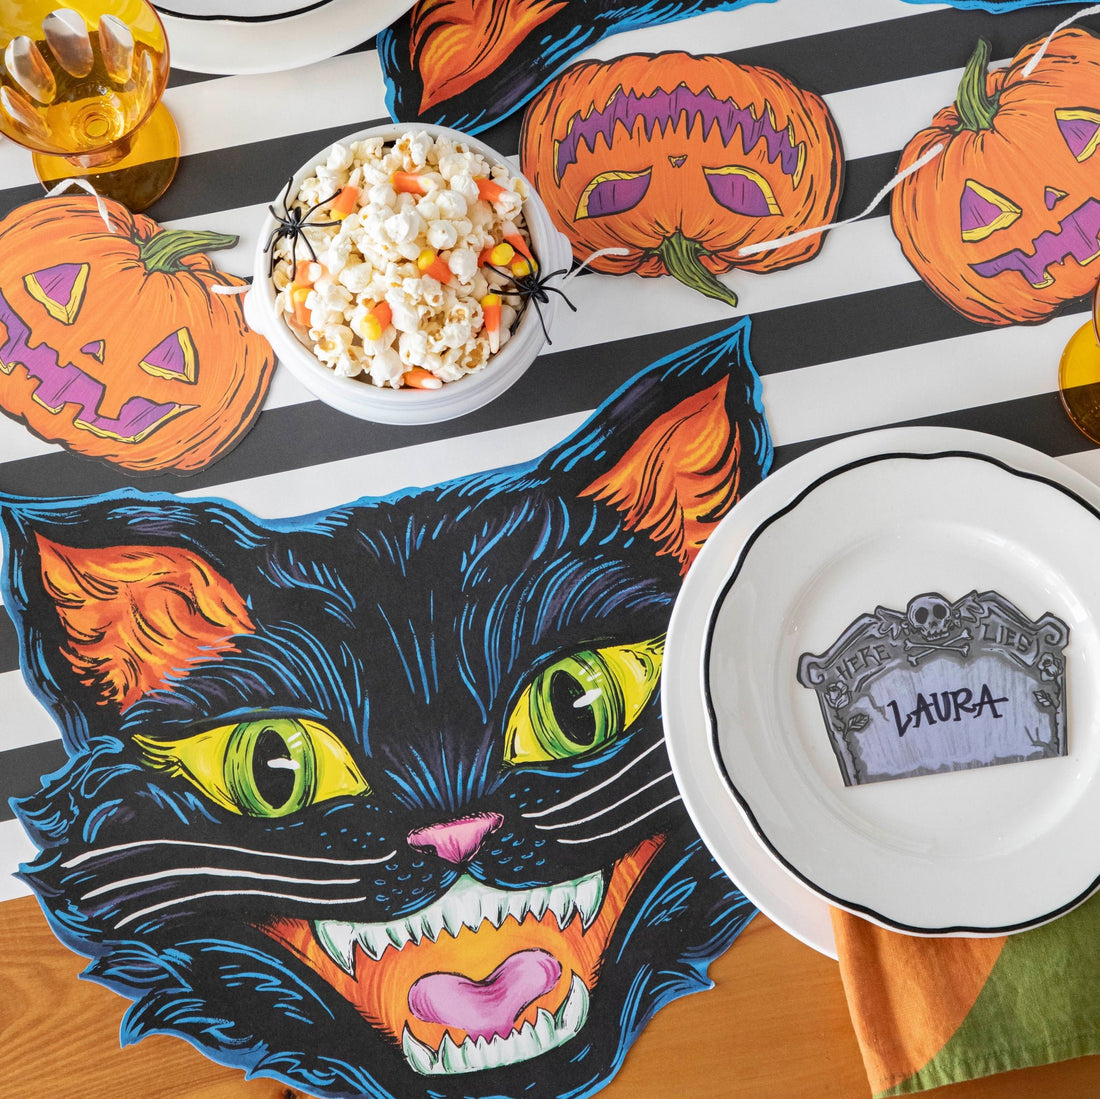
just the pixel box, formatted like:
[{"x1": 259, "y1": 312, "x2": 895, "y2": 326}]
[{"x1": 33, "y1": 101, "x2": 179, "y2": 212}]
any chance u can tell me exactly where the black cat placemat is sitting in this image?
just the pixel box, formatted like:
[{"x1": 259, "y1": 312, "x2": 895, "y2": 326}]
[{"x1": 3, "y1": 320, "x2": 771, "y2": 1098}]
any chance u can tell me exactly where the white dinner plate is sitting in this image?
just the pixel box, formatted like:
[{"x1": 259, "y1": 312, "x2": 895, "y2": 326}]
[
  {"x1": 664, "y1": 427, "x2": 1100, "y2": 950},
  {"x1": 156, "y1": 0, "x2": 415, "y2": 75}
]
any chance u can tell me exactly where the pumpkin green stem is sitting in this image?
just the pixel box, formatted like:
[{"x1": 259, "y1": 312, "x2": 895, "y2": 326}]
[
  {"x1": 954, "y1": 38, "x2": 1000, "y2": 133},
  {"x1": 655, "y1": 231, "x2": 738, "y2": 309},
  {"x1": 138, "y1": 228, "x2": 239, "y2": 273}
]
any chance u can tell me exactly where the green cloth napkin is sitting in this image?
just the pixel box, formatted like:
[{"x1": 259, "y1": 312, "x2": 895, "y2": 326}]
[{"x1": 831, "y1": 890, "x2": 1100, "y2": 1095}]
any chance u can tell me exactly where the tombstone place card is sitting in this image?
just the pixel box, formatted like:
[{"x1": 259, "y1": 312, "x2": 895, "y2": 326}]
[{"x1": 797, "y1": 590, "x2": 1069, "y2": 786}]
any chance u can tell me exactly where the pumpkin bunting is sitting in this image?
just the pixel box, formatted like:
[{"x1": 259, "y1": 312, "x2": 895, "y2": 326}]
[
  {"x1": 891, "y1": 29, "x2": 1100, "y2": 326},
  {"x1": 0, "y1": 196, "x2": 274, "y2": 473},
  {"x1": 519, "y1": 51, "x2": 844, "y2": 308}
]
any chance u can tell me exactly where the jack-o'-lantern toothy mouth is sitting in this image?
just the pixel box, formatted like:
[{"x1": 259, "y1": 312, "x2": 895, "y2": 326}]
[
  {"x1": 260, "y1": 835, "x2": 664, "y2": 1076},
  {"x1": 0, "y1": 287, "x2": 195, "y2": 442},
  {"x1": 970, "y1": 196, "x2": 1100, "y2": 288},
  {"x1": 554, "y1": 84, "x2": 805, "y2": 186}
]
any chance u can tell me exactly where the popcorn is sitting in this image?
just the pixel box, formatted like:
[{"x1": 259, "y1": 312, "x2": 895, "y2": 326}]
[{"x1": 273, "y1": 131, "x2": 535, "y2": 389}]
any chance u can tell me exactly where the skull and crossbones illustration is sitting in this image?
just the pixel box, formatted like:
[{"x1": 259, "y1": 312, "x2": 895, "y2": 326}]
[{"x1": 902, "y1": 593, "x2": 971, "y2": 662}]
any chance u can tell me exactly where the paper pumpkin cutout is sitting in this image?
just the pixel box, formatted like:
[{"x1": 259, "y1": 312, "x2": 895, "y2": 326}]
[
  {"x1": 519, "y1": 51, "x2": 843, "y2": 308},
  {"x1": 4, "y1": 320, "x2": 770, "y2": 1098},
  {"x1": 891, "y1": 31, "x2": 1100, "y2": 326},
  {"x1": 377, "y1": 0, "x2": 772, "y2": 134},
  {"x1": 0, "y1": 196, "x2": 274, "y2": 473}
]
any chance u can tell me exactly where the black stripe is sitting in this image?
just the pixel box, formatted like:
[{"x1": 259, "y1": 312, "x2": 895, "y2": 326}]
[
  {"x1": 1, "y1": 739, "x2": 68, "y2": 823},
  {"x1": 0, "y1": 275, "x2": 1089, "y2": 500},
  {"x1": 146, "y1": 116, "x2": 390, "y2": 222}
]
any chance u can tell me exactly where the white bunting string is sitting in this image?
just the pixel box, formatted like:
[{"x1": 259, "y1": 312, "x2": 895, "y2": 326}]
[
  {"x1": 737, "y1": 142, "x2": 945, "y2": 258},
  {"x1": 1021, "y1": 4, "x2": 1100, "y2": 77}
]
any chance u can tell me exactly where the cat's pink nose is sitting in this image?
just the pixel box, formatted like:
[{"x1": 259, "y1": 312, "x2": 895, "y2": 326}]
[{"x1": 407, "y1": 812, "x2": 503, "y2": 864}]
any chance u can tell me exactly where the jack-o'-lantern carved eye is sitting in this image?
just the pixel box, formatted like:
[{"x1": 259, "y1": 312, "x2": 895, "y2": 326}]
[
  {"x1": 141, "y1": 327, "x2": 199, "y2": 383},
  {"x1": 576, "y1": 168, "x2": 652, "y2": 219},
  {"x1": 1055, "y1": 107, "x2": 1100, "y2": 162},
  {"x1": 23, "y1": 262, "x2": 89, "y2": 324},
  {"x1": 703, "y1": 165, "x2": 782, "y2": 217},
  {"x1": 960, "y1": 179, "x2": 1021, "y2": 242}
]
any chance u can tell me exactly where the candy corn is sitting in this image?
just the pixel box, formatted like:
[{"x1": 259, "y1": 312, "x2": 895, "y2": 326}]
[
  {"x1": 502, "y1": 220, "x2": 536, "y2": 270},
  {"x1": 356, "y1": 301, "x2": 392, "y2": 343},
  {"x1": 475, "y1": 176, "x2": 508, "y2": 203},
  {"x1": 290, "y1": 285, "x2": 311, "y2": 327},
  {"x1": 329, "y1": 185, "x2": 359, "y2": 219},
  {"x1": 478, "y1": 241, "x2": 515, "y2": 268},
  {"x1": 481, "y1": 293, "x2": 502, "y2": 354},
  {"x1": 403, "y1": 366, "x2": 443, "y2": 389},
  {"x1": 417, "y1": 248, "x2": 452, "y2": 283},
  {"x1": 392, "y1": 170, "x2": 430, "y2": 195}
]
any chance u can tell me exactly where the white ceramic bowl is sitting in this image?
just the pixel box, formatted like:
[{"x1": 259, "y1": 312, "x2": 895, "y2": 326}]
[{"x1": 244, "y1": 123, "x2": 573, "y2": 425}]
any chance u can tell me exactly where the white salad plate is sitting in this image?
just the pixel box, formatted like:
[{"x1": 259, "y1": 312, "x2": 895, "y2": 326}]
[
  {"x1": 156, "y1": 0, "x2": 415, "y2": 75},
  {"x1": 663, "y1": 427, "x2": 1100, "y2": 950}
]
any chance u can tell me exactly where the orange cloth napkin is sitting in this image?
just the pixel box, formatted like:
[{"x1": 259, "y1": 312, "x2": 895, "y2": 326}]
[{"x1": 831, "y1": 892, "x2": 1100, "y2": 1096}]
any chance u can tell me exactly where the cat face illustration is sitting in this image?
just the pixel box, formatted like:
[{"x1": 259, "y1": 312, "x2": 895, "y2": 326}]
[{"x1": 5, "y1": 321, "x2": 770, "y2": 1099}]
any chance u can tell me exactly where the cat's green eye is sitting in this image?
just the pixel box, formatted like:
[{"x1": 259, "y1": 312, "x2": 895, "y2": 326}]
[
  {"x1": 135, "y1": 717, "x2": 370, "y2": 817},
  {"x1": 504, "y1": 636, "x2": 664, "y2": 765}
]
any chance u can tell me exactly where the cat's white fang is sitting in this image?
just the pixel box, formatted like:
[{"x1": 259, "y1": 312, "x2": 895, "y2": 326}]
[
  {"x1": 314, "y1": 919, "x2": 357, "y2": 976},
  {"x1": 526, "y1": 885, "x2": 551, "y2": 922},
  {"x1": 556, "y1": 974, "x2": 590, "y2": 1034},
  {"x1": 401, "y1": 971, "x2": 592, "y2": 1075},
  {"x1": 401, "y1": 1027, "x2": 436, "y2": 1074},
  {"x1": 575, "y1": 872, "x2": 605, "y2": 929},
  {"x1": 311, "y1": 870, "x2": 605, "y2": 972},
  {"x1": 546, "y1": 884, "x2": 574, "y2": 930},
  {"x1": 357, "y1": 923, "x2": 394, "y2": 962},
  {"x1": 534, "y1": 1006, "x2": 555, "y2": 1047}
]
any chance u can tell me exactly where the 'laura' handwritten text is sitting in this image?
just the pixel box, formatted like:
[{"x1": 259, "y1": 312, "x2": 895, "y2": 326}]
[{"x1": 886, "y1": 685, "x2": 1009, "y2": 738}]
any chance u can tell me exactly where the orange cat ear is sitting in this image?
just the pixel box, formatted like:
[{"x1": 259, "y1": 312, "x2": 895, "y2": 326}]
[
  {"x1": 36, "y1": 534, "x2": 254, "y2": 712},
  {"x1": 581, "y1": 377, "x2": 746, "y2": 575}
]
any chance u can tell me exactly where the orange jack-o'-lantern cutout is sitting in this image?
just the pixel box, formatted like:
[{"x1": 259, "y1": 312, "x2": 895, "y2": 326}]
[
  {"x1": 892, "y1": 31, "x2": 1100, "y2": 326},
  {"x1": 519, "y1": 51, "x2": 843, "y2": 307},
  {"x1": 0, "y1": 196, "x2": 274, "y2": 473}
]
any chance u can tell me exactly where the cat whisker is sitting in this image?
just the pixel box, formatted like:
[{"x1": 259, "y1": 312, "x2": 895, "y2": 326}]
[
  {"x1": 63, "y1": 838, "x2": 397, "y2": 869},
  {"x1": 81, "y1": 865, "x2": 361, "y2": 900},
  {"x1": 556, "y1": 795, "x2": 684, "y2": 845},
  {"x1": 532, "y1": 771, "x2": 677, "y2": 831},
  {"x1": 113, "y1": 888, "x2": 373, "y2": 930},
  {"x1": 521, "y1": 739, "x2": 665, "y2": 819}
]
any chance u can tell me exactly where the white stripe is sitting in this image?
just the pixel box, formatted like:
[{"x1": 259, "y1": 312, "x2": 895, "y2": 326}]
[
  {"x1": 764, "y1": 311, "x2": 1089, "y2": 447},
  {"x1": 0, "y1": 819, "x2": 36, "y2": 901},
  {"x1": 581, "y1": 0, "x2": 949, "y2": 62},
  {"x1": 0, "y1": 670, "x2": 66, "y2": 753},
  {"x1": 182, "y1": 411, "x2": 590, "y2": 516}
]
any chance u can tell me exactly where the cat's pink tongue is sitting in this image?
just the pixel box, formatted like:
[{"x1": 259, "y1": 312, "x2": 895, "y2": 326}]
[{"x1": 408, "y1": 949, "x2": 562, "y2": 1041}]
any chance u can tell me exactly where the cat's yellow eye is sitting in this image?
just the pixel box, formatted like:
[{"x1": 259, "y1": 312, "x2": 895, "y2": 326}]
[
  {"x1": 135, "y1": 717, "x2": 370, "y2": 817},
  {"x1": 504, "y1": 636, "x2": 664, "y2": 765}
]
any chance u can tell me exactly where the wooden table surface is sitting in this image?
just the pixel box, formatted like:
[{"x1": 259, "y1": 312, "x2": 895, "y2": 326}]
[{"x1": 1, "y1": 894, "x2": 1095, "y2": 1098}]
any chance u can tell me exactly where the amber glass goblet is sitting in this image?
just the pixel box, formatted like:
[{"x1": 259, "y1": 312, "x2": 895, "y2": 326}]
[
  {"x1": 1059, "y1": 281, "x2": 1100, "y2": 445},
  {"x1": 0, "y1": 1, "x2": 178, "y2": 211}
]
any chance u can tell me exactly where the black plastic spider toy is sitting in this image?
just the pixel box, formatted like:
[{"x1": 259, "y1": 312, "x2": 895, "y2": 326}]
[
  {"x1": 486, "y1": 260, "x2": 578, "y2": 344},
  {"x1": 264, "y1": 177, "x2": 342, "y2": 277}
]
